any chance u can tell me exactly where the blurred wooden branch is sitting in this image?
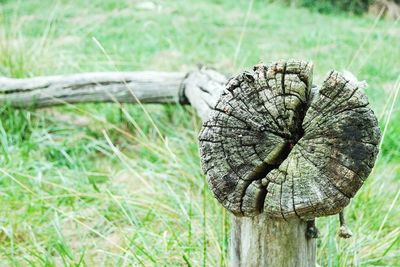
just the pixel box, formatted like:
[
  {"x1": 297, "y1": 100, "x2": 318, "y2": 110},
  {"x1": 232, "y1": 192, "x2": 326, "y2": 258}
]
[
  {"x1": 0, "y1": 72, "x2": 185, "y2": 106},
  {"x1": 0, "y1": 69, "x2": 225, "y2": 120}
]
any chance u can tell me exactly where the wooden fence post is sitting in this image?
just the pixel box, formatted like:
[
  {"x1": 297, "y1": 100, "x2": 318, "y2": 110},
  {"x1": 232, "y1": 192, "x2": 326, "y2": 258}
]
[
  {"x1": 198, "y1": 60, "x2": 380, "y2": 266},
  {"x1": 0, "y1": 60, "x2": 380, "y2": 266}
]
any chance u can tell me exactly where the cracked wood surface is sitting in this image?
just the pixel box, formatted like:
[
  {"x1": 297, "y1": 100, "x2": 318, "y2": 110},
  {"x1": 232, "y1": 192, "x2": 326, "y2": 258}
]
[{"x1": 199, "y1": 60, "x2": 380, "y2": 220}]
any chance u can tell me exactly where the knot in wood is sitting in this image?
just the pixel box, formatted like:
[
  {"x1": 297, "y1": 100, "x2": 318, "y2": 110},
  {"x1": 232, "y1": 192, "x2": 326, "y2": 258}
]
[{"x1": 199, "y1": 60, "x2": 381, "y2": 219}]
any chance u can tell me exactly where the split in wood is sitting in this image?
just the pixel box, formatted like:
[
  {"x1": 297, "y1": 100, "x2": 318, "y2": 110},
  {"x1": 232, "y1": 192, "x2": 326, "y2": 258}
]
[{"x1": 199, "y1": 59, "x2": 381, "y2": 220}]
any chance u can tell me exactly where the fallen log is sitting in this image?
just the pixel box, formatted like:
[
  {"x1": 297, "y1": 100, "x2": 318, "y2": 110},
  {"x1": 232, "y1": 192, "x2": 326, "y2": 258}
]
[
  {"x1": 0, "y1": 69, "x2": 226, "y2": 121},
  {"x1": 0, "y1": 72, "x2": 185, "y2": 107}
]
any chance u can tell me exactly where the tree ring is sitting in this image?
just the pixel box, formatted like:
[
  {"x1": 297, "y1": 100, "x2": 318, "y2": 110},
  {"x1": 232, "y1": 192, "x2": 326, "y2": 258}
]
[{"x1": 199, "y1": 60, "x2": 380, "y2": 219}]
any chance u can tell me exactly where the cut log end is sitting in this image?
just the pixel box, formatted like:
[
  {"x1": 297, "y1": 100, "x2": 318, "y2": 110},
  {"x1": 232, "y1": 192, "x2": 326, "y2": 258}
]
[{"x1": 199, "y1": 59, "x2": 381, "y2": 220}]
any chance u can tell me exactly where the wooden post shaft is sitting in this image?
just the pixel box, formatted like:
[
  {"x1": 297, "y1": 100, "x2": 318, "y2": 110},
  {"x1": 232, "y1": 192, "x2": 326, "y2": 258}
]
[{"x1": 230, "y1": 215, "x2": 316, "y2": 267}]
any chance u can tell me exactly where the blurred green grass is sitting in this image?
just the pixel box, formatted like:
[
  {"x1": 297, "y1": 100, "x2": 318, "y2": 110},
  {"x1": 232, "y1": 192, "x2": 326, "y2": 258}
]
[{"x1": 0, "y1": 0, "x2": 399, "y2": 266}]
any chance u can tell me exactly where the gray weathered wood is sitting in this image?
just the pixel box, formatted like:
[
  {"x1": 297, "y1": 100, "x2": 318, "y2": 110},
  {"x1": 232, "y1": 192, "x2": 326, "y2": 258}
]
[
  {"x1": 0, "y1": 72, "x2": 186, "y2": 107},
  {"x1": 199, "y1": 60, "x2": 380, "y2": 219},
  {"x1": 181, "y1": 68, "x2": 227, "y2": 120},
  {"x1": 0, "y1": 69, "x2": 227, "y2": 119},
  {"x1": 230, "y1": 214, "x2": 316, "y2": 267},
  {"x1": 199, "y1": 60, "x2": 380, "y2": 266}
]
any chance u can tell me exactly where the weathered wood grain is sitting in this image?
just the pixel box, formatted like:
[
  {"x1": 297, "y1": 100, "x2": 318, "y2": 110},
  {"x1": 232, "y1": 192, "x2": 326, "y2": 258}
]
[
  {"x1": 0, "y1": 72, "x2": 186, "y2": 107},
  {"x1": 181, "y1": 67, "x2": 227, "y2": 120},
  {"x1": 230, "y1": 214, "x2": 316, "y2": 267},
  {"x1": 0, "y1": 69, "x2": 228, "y2": 120},
  {"x1": 199, "y1": 60, "x2": 380, "y2": 220}
]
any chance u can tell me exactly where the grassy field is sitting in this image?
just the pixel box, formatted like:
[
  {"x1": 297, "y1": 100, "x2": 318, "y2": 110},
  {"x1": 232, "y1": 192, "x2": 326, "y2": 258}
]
[{"x1": 0, "y1": 0, "x2": 399, "y2": 266}]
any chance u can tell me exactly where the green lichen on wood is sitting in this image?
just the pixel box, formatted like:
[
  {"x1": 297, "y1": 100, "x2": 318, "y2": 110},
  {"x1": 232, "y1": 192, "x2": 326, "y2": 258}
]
[{"x1": 199, "y1": 60, "x2": 380, "y2": 219}]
